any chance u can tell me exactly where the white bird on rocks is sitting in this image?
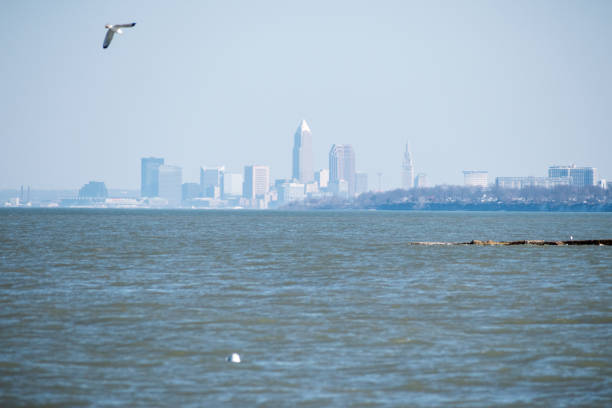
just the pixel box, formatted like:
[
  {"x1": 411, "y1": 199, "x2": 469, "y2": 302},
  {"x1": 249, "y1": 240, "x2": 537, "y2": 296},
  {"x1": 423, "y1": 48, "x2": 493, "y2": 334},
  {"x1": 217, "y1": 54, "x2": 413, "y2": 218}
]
[
  {"x1": 103, "y1": 23, "x2": 136, "y2": 49},
  {"x1": 227, "y1": 353, "x2": 241, "y2": 363}
]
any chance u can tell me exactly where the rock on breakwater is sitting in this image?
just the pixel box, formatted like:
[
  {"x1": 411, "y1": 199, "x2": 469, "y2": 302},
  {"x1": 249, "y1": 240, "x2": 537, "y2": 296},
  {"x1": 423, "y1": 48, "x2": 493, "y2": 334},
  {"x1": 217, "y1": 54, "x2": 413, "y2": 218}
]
[{"x1": 409, "y1": 239, "x2": 612, "y2": 246}]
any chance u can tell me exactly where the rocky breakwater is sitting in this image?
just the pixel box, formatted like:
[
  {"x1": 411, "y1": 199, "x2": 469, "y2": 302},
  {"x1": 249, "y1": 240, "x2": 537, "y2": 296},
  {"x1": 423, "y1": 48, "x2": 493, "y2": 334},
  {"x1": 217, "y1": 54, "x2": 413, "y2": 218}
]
[{"x1": 409, "y1": 239, "x2": 612, "y2": 246}]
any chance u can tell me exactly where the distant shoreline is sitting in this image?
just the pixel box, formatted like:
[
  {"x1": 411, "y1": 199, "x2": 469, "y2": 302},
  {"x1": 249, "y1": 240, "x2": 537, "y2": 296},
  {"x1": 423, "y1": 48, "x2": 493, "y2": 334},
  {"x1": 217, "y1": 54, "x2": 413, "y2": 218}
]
[
  {"x1": 284, "y1": 201, "x2": 612, "y2": 212},
  {"x1": 374, "y1": 202, "x2": 612, "y2": 212},
  {"x1": 2, "y1": 205, "x2": 611, "y2": 212}
]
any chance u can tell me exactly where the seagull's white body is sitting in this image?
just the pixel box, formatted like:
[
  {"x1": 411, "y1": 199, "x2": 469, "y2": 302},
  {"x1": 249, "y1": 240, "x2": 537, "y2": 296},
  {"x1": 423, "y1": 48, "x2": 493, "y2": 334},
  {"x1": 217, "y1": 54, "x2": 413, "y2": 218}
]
[{"x1": 103, "y1": 23, "x2": 136, "y2": 49}]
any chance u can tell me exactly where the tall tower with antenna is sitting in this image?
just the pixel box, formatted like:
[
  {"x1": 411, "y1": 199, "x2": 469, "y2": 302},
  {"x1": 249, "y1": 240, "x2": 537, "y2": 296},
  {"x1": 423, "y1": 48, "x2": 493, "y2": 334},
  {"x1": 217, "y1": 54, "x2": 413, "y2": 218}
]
[{"x1": 402, "y1": 143, "x2": 414, "y2": 189}]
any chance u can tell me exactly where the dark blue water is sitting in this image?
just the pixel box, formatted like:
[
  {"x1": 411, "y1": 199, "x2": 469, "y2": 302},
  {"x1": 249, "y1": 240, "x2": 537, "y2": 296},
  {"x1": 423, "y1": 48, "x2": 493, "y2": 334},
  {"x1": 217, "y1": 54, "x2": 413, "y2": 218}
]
[{"x1": 1, "y1": 209, "x2": 611, "y2": 406}]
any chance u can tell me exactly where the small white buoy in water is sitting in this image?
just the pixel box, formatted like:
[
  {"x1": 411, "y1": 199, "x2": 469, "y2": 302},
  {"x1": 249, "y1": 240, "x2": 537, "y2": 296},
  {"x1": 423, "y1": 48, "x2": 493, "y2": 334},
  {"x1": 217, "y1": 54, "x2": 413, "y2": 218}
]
[
  {"x1": 570, "y1": 235, "x2": 574, "y2": 241},
  {"x1": 227, "y1": 353, "x2": 241, "y2": 363}
]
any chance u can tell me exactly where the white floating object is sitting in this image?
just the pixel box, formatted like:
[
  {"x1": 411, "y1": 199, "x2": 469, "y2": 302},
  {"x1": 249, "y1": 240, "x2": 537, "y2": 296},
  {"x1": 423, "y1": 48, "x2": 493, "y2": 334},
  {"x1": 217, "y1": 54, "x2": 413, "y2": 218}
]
[{"x1": 227, "y1": 353, "x2": 241, "y2": 363}]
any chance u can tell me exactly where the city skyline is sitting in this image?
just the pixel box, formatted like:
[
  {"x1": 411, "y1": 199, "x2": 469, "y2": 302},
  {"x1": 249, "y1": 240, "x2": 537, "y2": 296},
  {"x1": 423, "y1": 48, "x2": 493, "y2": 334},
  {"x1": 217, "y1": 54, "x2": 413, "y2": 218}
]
[
  {"x1": 2, "y1": 113, "x2": 608, "y2": 191},
  {"x1": 2, "y1": 155, "x2": 604, "y2": 208},
  {"x1": 1, "y1": 1, "x2": 611, "y2": 190},
  {"x1": 4, "y1": 148, "x2": 605, "y2": 194}
]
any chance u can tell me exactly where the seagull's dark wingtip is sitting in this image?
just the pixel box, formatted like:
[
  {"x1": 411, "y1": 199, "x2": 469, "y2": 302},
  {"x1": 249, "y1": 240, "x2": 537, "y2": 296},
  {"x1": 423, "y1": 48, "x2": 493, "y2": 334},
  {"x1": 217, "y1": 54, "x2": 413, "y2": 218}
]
[{"x1": 132, "y1": 22, "x2": 136, "y2": 26}]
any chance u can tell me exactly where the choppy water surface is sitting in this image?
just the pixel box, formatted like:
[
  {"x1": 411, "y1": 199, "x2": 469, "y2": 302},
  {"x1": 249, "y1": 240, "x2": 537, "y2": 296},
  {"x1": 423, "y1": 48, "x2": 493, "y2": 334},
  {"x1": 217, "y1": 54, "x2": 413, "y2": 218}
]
[{"x1": 1, "y1": 209, "x2": 611, "y2": 407}]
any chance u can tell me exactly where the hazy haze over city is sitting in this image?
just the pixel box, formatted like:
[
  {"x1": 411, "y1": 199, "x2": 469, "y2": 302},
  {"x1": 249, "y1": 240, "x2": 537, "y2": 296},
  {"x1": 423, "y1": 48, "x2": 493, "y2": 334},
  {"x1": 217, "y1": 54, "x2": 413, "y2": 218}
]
[{"x1": 1, "y1": 0, "x2": 611, "y2": 190}]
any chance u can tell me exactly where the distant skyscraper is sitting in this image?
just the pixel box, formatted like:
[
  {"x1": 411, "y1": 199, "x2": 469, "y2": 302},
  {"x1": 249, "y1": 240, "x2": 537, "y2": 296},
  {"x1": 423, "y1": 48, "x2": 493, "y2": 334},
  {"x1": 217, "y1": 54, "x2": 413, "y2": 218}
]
[
  {"x1": 19, "y1": 185, "x2": 31, "y2": 205},
  {"x1": 355, "y1": 172, "x2": 368, "y2": 195},
  {"x1": 223, "y1": 173, "x2": 244, "y2": 197},
  {"x1": 158, "y1": 165, "x2": 182, "y2": 207},
  {"x1": 463, "y1": 171, "x2": 488, "y2": 187},
  {"x1": 548, "y1": 165, "x2": 596, "y2": 187},
  {"x1": 182, "y1": 182, "x2": 201, "y2": 201},
  {"x1": 292, "y1": 120, "x2": 314, "y2": 183},
  {"x1": 200, "y1": 166, "x2": 225, "y2": 198},
  {"x1": 243, "y1": 165, "x2": 270, "y2": 199},
  {"x1": 141, "y1": 157, "x2": 164, "y2": 197},
  {"x1": 329, "y1": 144, "x2": 356, "y2": 196},
  {"x1": 402, "y1": 143, "x2": 414, "y2": 190}
]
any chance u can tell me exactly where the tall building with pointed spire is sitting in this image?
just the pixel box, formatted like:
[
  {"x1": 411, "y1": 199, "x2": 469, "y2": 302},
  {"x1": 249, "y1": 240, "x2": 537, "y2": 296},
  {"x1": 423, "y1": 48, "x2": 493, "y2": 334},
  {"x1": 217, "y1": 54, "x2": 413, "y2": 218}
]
[
  {"x1": 292, "y1": 120, "x2": 314, "y2": 183},
  {"x1": 402, "y1": 143, "x2": 414, "y2": 189}
]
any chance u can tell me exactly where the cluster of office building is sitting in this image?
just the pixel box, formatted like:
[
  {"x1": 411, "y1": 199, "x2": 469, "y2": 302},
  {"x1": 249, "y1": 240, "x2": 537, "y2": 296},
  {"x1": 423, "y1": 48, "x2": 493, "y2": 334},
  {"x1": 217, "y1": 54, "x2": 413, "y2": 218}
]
[
  {"x1": 461, "y1": 165, "x2": 604, "y2": 189},
  {"x1": 136, "y1": 120, "x2": 371, "y2": 208}
]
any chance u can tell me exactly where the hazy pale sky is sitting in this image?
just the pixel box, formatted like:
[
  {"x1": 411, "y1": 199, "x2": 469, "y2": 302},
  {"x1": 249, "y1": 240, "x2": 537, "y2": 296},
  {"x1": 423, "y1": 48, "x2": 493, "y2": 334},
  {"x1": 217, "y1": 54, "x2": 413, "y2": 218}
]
[{"x1": 1, "y1": 0, "x2": 611, "y2": 190}]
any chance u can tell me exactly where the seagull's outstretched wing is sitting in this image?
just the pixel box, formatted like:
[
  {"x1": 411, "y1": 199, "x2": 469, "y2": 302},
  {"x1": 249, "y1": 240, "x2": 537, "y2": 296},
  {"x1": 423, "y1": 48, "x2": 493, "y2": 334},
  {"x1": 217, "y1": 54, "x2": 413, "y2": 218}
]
[
  {"x1": 103, "y1": 29, "x2": 114, "y2": 49},
  {"x1": 114, "y1": 22, "x2": 136, "y2": 28}
]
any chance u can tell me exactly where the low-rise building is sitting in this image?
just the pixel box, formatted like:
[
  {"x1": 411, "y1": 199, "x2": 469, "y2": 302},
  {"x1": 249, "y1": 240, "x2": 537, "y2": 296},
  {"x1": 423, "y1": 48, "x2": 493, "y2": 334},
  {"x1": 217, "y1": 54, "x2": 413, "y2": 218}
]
[
  {"x1": 463, "y1": 171, "x2": 488, "y2": 187},
  {"x1": 278, "y1": 182, "x2": 306, "y2": 203},
  {"x1": 495, "y1": 176, "x2": 570, "y2": 189},
  {"x1": 548, "y1": 165, "x2": 597, "y2": 187},
  {"x1": 415, "y1": 173, "x2": 428, "y2": 188}
]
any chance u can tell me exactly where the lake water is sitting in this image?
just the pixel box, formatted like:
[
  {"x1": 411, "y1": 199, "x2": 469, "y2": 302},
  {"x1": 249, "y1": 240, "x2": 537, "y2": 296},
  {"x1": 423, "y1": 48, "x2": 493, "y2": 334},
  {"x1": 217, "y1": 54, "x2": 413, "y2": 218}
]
[{"x1": 1, "y1": 209, "x2": 611, "y2": 406}]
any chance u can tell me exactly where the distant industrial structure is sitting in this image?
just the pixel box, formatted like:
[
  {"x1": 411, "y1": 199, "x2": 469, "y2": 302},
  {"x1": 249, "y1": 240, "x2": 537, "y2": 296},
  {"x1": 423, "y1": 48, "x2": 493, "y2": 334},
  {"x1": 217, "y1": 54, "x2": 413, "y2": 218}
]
[
  {"x1": 79, "y1": 181, "x2": 108, "y2": 198},
  {"x1": 7, "y1": 185, "x2": 33, "y2": 207}
]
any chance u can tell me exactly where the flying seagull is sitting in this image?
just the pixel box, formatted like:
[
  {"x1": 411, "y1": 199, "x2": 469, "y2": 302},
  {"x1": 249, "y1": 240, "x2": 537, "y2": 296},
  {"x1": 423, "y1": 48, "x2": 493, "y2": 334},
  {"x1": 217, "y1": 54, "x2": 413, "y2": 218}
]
[{"x1": 103, "y1": 23, "x2": 136, "y2": 49}]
